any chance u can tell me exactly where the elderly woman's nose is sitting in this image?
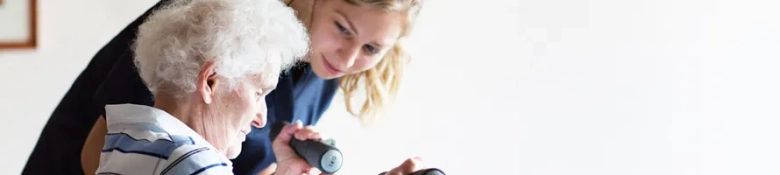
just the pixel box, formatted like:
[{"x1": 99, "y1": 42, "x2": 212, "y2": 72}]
[
  {"x1": 252, "y1": 116, "x2": 266, "y2": 128},
  {"x1": 251, "y1": 106, "x2": 267, "y2": 128}
]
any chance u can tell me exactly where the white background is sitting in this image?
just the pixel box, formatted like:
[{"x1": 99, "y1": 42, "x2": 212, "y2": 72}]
[{"x1": 2, "y1": 0, "x2": 780, "y2": 174}]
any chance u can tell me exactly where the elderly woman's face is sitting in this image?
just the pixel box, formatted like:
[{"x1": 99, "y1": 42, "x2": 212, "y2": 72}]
[{"x1": 197, "y1": 63, "x2": 280, "y2": 159}]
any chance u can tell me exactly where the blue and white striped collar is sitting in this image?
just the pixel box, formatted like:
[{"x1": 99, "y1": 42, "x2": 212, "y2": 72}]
[{"x1": 104, "y1": 104, "x2": 231, "y2": 164}]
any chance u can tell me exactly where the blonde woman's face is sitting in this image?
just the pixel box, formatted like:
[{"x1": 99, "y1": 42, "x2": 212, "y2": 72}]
[{"x1": 307, "y1": 0, "x2": 405, "y2": 79}]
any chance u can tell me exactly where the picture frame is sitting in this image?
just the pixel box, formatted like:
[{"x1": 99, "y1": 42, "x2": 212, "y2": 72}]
[{"x1": 0, "y1": 0, "x2": 37, "y2": 49}]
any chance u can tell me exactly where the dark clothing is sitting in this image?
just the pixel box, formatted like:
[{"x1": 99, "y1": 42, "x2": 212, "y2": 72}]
[{"x1": 21, "y1": 1, "x2": 339, "y2": 174}]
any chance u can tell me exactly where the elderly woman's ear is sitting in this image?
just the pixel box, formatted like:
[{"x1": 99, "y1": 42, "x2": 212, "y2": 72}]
[{"x1": 197, "y1": 60, "x2": 219, "y2": 104}]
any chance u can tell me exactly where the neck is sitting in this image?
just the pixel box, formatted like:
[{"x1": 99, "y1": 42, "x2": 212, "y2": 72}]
[
  {"x1": 289, "y1": 0, "x2": 317, "y2": 29},
  {"x1": 153, "y1": 93, "x2": 197, "y2": 126},
  {"x1": 153, "y1": 92, "x2": 228, "y2": 155}
]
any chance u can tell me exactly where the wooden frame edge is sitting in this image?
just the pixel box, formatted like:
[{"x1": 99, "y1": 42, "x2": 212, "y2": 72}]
[{"x1": 0, "y1": 0, "x2": 37, "y2": 49}]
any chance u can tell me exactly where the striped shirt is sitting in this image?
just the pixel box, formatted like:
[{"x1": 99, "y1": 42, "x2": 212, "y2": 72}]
[{"x1": 97, "y1": 104, "x2": 234, "y2": 175}]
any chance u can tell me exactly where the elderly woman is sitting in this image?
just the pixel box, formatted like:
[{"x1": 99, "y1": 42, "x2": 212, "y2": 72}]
[{"x1": 95, "y1": 0, "x2": 321, "y2": 174}]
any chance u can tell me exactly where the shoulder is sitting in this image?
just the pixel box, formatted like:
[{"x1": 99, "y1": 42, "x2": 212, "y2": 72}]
[
  {"x1": 159, "y1": 145, "x2": 232, "y2": 175},
  {"x1": 98, "y1": 128, "x2": 196, "y2": 174},
  {"x1": 102, "y1": 124, "x2": 193, "y2": 158},
  {"x1": 99, "y1": 128, "x2": 231, "y2": 175}
]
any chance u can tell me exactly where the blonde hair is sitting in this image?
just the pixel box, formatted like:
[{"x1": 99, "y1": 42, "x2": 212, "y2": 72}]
[{"x1": 339, "y1": 0, "x2": 423, "y2": 121}]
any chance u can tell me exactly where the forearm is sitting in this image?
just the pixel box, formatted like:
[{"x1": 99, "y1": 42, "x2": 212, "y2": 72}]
[{"x1": 80, "y1": 116, "x2": 108, "y2": 175}]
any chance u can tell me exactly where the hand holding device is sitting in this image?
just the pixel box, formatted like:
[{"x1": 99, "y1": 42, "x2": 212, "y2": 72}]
[
  {"x1": 379, "y1": 168, "x2": 446, "y2": 175},
  {"x1": 271, "y1": 121, "x2": 343, "y2": 174},
  {"x1": 378, "y1": 157, "x2": 446, "y2": 175}
]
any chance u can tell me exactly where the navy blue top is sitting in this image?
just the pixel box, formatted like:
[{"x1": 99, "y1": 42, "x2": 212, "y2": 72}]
[{"x1": 21, "y1": 1, "x2": 339, "y2": 175}]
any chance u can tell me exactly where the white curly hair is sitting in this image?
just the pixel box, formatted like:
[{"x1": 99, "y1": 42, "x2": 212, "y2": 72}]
[{"x1": 133, "y1": 0, "x2": 309, "y2": 98}]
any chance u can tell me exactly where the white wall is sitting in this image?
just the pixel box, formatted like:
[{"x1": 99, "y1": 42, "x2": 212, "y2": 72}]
[
  {"x1": 0, "y1": 0, "x2": 162, "y2": 173},
  {"x1": 2, "y1": 0, "x2": 780, "y2": 174}
]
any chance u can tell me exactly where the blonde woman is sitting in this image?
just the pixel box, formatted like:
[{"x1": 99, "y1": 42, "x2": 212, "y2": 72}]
[{"x1": 22, "y1": 0, "x2": 425, "y2": 175}]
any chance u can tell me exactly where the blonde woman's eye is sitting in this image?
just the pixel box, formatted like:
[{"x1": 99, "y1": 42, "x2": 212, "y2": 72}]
[
  {"x1": 364, "y1": 44, "x2": 378, "y2": 54},
  {"x1": 335, "y1": 22, "x2": 350, "y2": 35}
]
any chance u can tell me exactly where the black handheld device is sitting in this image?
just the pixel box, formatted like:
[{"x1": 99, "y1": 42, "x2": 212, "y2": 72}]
[
  {"x1": 379, "y1": 168, "x2": 446, "y2": 175},
  {"x1": 271, "y1": 122, "x2": 344, "y2": 174}
]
